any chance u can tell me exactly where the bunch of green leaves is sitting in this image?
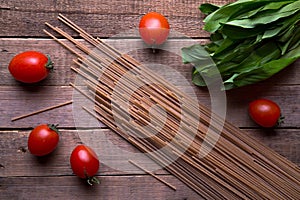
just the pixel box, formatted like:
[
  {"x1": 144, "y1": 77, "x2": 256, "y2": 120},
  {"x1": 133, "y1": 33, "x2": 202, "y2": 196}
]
[{"x1": 182, "y1": 0, "x2": 300, "y2": 90}]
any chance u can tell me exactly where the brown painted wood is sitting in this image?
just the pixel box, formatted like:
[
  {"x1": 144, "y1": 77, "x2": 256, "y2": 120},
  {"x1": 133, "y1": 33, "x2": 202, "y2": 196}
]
[
  {"x1": 0, "y1": 176, "x2": 199, "y2": 200},
  {"x1": 0, "y1": 39, "x2": 76, "y2": 86},
  {"x1": 1, "y1": 84, "x2": 298, "y2": 128},
  {"x1": 0, "y1": 129, "x2": 299, "y2": 177},
  {"x1": 0, "y1": 86, "x2": 76, "y2": 128},
  {"x1": 0, "y1": 0, "x2": 299, "y2": 199},
  {"x1": 0, "y1": 128, "x2": 298, "y2": 198},
  {"x1": 0, "y1": 0, "x2": 235, "y2": 38},
  {"x1": 0, "y1": 40, "x2": 299, "y2": 128},
  {"x1": 0, "y1": 129, "x2": 167, "y2": 177},
  {"x1": 1, "y1": 39, "x2": 299, "y2": 86}
]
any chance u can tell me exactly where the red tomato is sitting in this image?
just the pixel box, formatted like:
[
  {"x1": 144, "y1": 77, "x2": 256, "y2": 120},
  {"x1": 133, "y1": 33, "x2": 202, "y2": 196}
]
[
  {"x1": 248, "y1": 99, "x2": 283, "y2": 128},
  {"x1": 139, "y1": 12, "x2": 170, "y2": 46},
  {"x1": 28, "y1": 124, "x2": 59, "y2": 156},
  {"x1": 70, "y1": 145, "x2": 100, "y2": 185},
  {"x1": 8, "y1": 51, "x2": 53, "y2": 83}
]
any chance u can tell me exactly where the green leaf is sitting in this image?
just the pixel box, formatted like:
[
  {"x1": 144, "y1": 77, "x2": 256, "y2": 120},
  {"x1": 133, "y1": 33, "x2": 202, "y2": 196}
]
[
  {"x1": 213, "y1": 39, "x2": 257, "y2": 64},
  {"x1": 212, "y1": 37, "x2": 235, "y2": 55},
  {"x1": 182, "y1": 0, "x2": 300, "y2": 90},
  {"x1": 202, "y1": 0, "x2": 286, "y2": 32},
  {"x1": 210, "y1": 32, "x2": 224, "y2": 42},
  {"x1": 278, "y1": 13, "x2": 300, "y2": 42},
  {"x1": 182, "y1": 44, "x2": 213, "y2": 67},
  {"x1": 221, "y1": 24, "x2": 266, "y2": 39},
  {"x1": 222, "y1": 43, "x2": 300, "y2": 89},
  {"x1": 262, "y1": 11, "x2": 299, "y2": 41},
  {"x1": 230, "y1": 1, "x2": 294, "y2": 20},
  {"x1": 261, "y1": 1, "x2": 295, "y2": 10},
  {"x1": 223, "y1": 54, "x2": 300, "y2": 89},
  {"x1": 192, "y1": 68, "x2": 206, "y2": 86},
  {"x1": 199, "y1": 3, "x2": 220, "y2": 15},
  {"x1": 225, "y1": 6, "x2": 299, "y2": 28},
  {"x1": 182, "y1": 44, "x2": 222, "y2": 86},
  {"x1": 233, "y1": 42, "x2": 281, "y2": 73},
  {"x1": 279, "y1": 26, "x2": 300, "y2": 54},
  {"x1": 281, "y1": 42, "x2": 300, "y2": 59},
  {"x1": 262, "y1": 25, "x2": 284, "y2": 39}
]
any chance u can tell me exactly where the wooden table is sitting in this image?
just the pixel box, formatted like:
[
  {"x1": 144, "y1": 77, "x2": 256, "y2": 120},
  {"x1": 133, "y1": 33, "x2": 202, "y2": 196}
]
[{"x1": 0, "y1": 0, "x2": 299, "y2": 199}]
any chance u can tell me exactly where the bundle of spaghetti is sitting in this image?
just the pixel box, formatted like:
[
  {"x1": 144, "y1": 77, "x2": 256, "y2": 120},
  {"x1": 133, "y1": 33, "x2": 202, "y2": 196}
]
[{"x1": 44, "y1": 14, "x2": 300, "y2": 199}]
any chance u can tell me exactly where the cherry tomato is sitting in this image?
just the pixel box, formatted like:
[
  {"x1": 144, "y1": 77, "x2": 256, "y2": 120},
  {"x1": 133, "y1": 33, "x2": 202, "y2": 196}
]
[
  {"x1": 139, "y1": 12, "x2": 170, "y2": 46},
  {"x1": 70, "y1": 145, "x2": 100, "y2": 185},
  {"x1": 28, "y1": 124, "x2": 59, "y2": 156},
  {"x1": 248, "y1": 99, "x2": 283, "y2": 128},
  {"x1": 8, "y1": 51, "x2": 53, "y2": 83}
]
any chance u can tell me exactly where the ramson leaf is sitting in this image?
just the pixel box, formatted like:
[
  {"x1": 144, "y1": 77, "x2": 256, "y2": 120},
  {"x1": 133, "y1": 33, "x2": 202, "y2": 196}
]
[
  {"x1": 224, "y1": 1, "x2": 300, "y2": 28},
  {"x1": 202, "y1": 0, "x2": 292, "y2": 32},
  {"x1": 223, "y1": 52, "x2": 300, "y2": 89},
  {"x1": 199, "y1": 3, "x2": 220, "y2": 15},
  {"x1": 182, "y1": 0, "x2": 300, "y2": 90},
  {"x1": 182, "y1": 44, "x2": 213, "y2": 66}
]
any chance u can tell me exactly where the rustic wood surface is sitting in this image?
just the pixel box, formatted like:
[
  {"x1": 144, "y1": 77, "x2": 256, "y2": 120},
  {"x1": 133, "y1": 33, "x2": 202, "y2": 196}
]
[{"x1": 0, "y1": 0, "x2": 299, "y2": 199}]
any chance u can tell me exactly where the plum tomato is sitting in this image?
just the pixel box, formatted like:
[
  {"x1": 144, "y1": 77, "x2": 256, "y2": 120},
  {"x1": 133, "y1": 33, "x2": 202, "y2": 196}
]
[
  {"x1": 248, "y1": 99, "x2": 283, "y2": 128},
  {"x1": 28, "y1": 124, "x2": 60, "y2": 156},
  {"x1": 139, "y1": 12, "x2": 170, "y2": 46},
  {"x1": 8, "y1": 51, "x2": 53, "y2": 83},
  {"x1": 70, "y1": 145, "x2": 100, "y2": 185}
]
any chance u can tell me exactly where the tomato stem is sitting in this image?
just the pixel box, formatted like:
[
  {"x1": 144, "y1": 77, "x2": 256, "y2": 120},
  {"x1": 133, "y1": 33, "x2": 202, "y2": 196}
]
[
  {"x1": 83, "y1": 168, "x2": 100, "y2": 186},
  {"x1": 87, "y1": 176, "x2": 100, "y2": 186},
  {"x1": 45, "y1": 55, "x2": 54, "y2": 71},
  {"x1": 47, "y1": 124, "x2": 60, "y2": 134},
  {"x1": 277, "y1": 115, "x2": 285, "y2": 127}
]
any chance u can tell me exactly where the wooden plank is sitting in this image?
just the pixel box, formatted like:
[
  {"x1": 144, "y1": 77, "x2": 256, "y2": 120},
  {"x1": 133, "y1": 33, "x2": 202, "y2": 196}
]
[
  {"x1": 0, "y1": 0, "x2": 235, "y2": 38},
  {"x1": 0, "y1": 86, "x2": 76, "y2": 128},
  {"x1": 242, "y1": 129, "x2": 300, "y2": 165},
  {"x1": 0, "y1": 129, "x2": 168, "y2": 177},
  {"x1": 1, "y1": 38, "x2": 299, "y2": 86},
  {"x1": 0, "y1": 39, "x2": 76, "y2": 86},
  {"x1": 225, "y1": 84, "x2": 300, "y2": 128},
  {"x1": 0, "y1": 175, "x2": 199, "y2": 200},
  {"x1": 1, "y1": 129, "x2": 299, "y2": 178},
  {"x1": 1, "y1": 84, "x2": 299, "y2": 128},
  {"x1": 0, "y1": 0, "x2": 298, "y2": 199},
  {"x1": 1, "y1": 39, "x2": 299, "y2": 129}
]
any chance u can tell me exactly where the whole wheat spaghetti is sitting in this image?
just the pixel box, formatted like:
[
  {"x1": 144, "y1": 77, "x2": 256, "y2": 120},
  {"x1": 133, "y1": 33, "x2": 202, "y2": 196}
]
[
  {"x1": 11, "y1": 100, "x2": 73, "y2": 121},
  {"x1": 44, "y1": 14, "x2": 300, "y2": 199}
]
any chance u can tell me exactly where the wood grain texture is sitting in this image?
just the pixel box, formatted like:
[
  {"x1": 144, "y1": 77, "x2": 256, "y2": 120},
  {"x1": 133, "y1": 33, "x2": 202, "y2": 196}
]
[
  {"x1": 0, "y1": 39, "x2": 299, "y2": 128},
  {"x1": 0, "y1": 176, "x2": 199, "y2": 200},
  {"x1": 0, "y1": 0, "x2": 219, "y2": 38},
  {"x1": 0, "y1": 128, "x2": 298, "y2": 199},
  {"x1": 0, "y1": 86, "x2": 75, "y2": 128},
  {"x1": 1, "y1": 129, "x2": 299, "y2": 177},
  {"x1": 0, "y1": 0, "x2": 299, "y2": 199},
  {"x1": 0, "y1": 129, "x2": 166, "y2": 177},
  {"x1": 1, "y1": 85, "x2": 299, "y2": 128},
  {"x1": 1, "y1": 38, "x2": 299, "y2": 86},
  {"x1": 1, "y1": 83, "x2": 299, "y2": 128}
]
